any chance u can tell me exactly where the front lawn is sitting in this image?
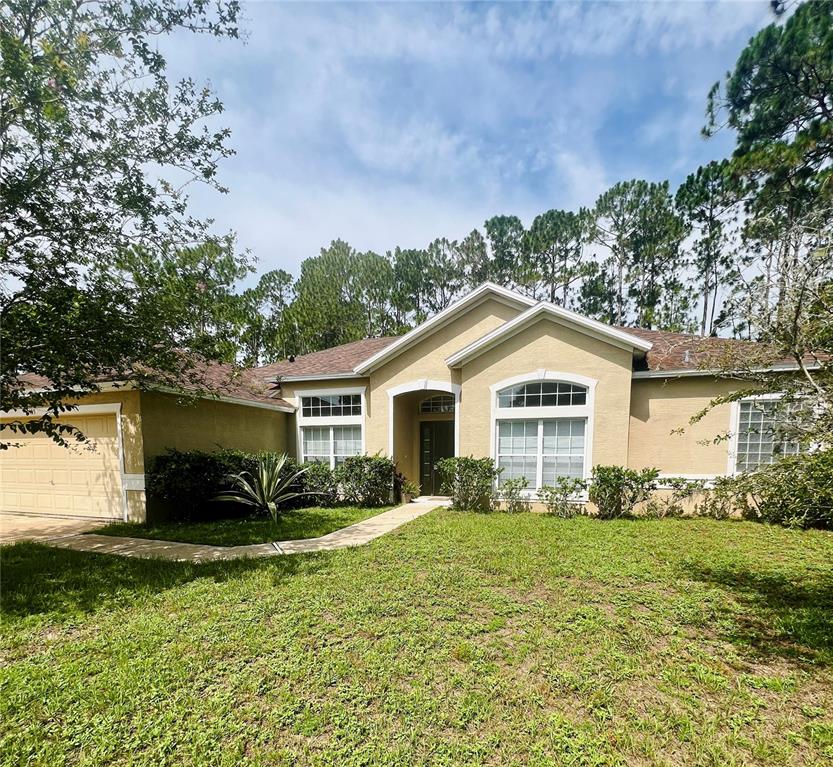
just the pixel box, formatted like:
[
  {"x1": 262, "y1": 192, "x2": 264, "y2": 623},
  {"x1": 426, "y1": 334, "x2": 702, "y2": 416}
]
[
  {"x1": 2, "y1": 512, "x2": 832, "y2": 766},
  {"x1": 89, "y1": 506, "x2": 385, "y2": 546}
]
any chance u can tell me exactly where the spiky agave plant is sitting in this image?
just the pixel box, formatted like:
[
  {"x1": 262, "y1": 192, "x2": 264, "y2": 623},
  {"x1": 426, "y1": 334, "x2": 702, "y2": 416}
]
[{"x1": 214, "y1": 454, "x2": 313, "y2": 523}]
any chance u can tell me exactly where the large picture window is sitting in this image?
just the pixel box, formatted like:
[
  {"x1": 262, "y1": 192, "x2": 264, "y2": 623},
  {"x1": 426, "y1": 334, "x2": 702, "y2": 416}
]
[
  {"x1": 497, "y1": 418, "x2": 586, "y2": 488},
  {"x1": 735, "y1": 399, "x2": 800, "y2": 473},
  {"x1": 301, "y1": 425, "x2": 362, "y2": 468},
  {"x1": 296, "y1": 388, "x2": 365, "y2": 469},
  {"x1": 492, "y1": 374, "x2": 594, "y2": 492}
]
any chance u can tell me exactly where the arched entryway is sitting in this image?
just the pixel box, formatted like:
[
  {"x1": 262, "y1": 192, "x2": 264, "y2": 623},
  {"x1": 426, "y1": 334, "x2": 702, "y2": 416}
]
[{"x1": 387, "y1": 380, "x2": 460, "y2": 496}]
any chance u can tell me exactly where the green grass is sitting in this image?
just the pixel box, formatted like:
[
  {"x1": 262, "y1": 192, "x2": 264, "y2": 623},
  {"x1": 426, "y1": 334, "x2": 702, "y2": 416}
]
[
  {"x1": 2, "y1": 512, "x2": 832, "y2": 766},
  {"x1": 89, "y1": 506, "x2": 386, "y2": 546}
]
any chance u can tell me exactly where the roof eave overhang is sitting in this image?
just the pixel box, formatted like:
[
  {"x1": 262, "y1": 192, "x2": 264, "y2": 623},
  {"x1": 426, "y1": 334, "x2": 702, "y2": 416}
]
[
  {"x1": 272, "y1": 372, "x2": 365, "y2": 383},
  {"x1": 445, "y1": 303, "x2": 653, "y2": 368},
  {"x1": 353, "y1": 283, "x2": 536, "y2": 375},
  {"x1": 9, "y1": 380, "x2": 296, "y2": 413},
  {"x1": 632, "y1": 363, "x2": 820, "y2": 380}
]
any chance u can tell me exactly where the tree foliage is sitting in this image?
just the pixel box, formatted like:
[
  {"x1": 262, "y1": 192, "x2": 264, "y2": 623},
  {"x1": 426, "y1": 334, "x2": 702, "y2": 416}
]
[{"x1": 1, "y1": 0, "x2": 241, "y2": 445}]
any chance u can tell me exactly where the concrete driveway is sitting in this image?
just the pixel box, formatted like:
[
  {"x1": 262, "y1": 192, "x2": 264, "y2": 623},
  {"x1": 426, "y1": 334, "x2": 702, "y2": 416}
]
[{"x1": 0, "y1": 514, "x2": 99, "y2": 545}]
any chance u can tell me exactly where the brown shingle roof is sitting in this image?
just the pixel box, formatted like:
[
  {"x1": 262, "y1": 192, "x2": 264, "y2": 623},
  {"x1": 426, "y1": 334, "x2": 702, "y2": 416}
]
[
  {"x1": 257, "y1": 337, "x2": 400, "y2": 379},
  {"x1": 615, "y1": 327, "x2": 753, "y2": 372},
  {"x1": 19, "y1": 359, "x2": 293, "y2": 410},
  {"x1": 253, "y1": 324, "x2": 813, "y2": 380}
]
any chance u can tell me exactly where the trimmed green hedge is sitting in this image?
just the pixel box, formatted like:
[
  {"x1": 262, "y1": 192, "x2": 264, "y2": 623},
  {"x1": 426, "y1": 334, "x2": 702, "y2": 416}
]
[
  {"x1": 146, "y1": 449, "x2": 397, "y2": 520},
  {"x1": 147, "y1": 449, "x2": 310, "y2": 520}
]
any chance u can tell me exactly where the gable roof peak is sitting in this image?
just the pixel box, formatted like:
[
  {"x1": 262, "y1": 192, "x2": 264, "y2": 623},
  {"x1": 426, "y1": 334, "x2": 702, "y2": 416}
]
[
  {"x1": 445, "y1": 300, "x2": 653, "y2": 368},
  {"x1": 352, "y1": 282, "x2": 535, "y2": 374}
]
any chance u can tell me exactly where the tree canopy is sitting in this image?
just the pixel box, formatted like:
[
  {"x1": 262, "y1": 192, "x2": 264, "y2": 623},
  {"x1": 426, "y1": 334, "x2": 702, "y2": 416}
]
[{"x1": 1, "y1": 0, "x2": 241, "y2": 445}]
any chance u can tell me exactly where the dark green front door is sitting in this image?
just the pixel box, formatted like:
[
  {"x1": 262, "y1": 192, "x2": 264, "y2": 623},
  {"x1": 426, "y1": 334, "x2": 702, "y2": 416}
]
[{"x1": 420, "y1": 420, "x2": 454, "y2": 496}]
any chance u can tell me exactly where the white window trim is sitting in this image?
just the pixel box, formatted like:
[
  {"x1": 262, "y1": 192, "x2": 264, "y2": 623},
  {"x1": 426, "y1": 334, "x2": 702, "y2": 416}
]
[
  {"x1": 490, "y1": 371, "x2": 596, "y2": 495},
  {"x1": 727, "y1": 392, "x2": 796, "y2": 476},
  {"x1": 295, "y1": 387, "x2": 366, "y2": 467}
]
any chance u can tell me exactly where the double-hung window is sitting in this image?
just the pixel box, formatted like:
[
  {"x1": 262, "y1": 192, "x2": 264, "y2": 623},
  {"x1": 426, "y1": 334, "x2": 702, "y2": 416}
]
[
  {"x1": 493, "y1": 378, "x2": 592, "y2": 491},
  {"x1": 734, "y1": 398, "x2": 801, "y2": 473},
  {"x1": 297, "y1": 389, "x2": 364, "y2": 468}
]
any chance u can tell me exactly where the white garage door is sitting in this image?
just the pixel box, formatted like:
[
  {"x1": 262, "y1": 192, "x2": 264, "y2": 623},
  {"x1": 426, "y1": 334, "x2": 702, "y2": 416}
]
[{"x1": 1, "y1": 413, "x2": 124, "y2": 520}]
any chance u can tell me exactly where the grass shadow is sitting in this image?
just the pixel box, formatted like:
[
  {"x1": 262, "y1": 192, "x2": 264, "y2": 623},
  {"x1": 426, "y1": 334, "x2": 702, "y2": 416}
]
[
  {"x1": 0, "y1": 542, "x2": 328, "y2": 622},
  {"x1": 683, "y1": 561, "x2": 833, "y2": 666}
]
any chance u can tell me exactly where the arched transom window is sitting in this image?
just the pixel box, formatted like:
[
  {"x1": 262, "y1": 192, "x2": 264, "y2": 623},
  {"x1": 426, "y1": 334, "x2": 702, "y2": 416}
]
[
  {"x1": 420, "y1": 394, "x2": 455, "y2": 413},
  {"x1": 493, "y1": 376, "x2": 593, "y2": 490},
  {"x1": 497, "y1": 381, "x2": 586, "y2": 409}
]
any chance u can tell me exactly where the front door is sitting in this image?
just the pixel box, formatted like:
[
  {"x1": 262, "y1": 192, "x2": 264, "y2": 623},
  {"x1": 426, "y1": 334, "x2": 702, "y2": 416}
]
[{"x1": 419, "y1": 420, "x2": 454, "y2": 496}]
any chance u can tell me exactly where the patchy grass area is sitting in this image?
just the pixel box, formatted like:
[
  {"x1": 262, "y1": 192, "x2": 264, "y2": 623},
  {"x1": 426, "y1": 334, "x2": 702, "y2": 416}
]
[
  {"x1": 89, "y1": 506, "x2": 385, "y2": 545},
  {"x1": 2, "y1": 512, "x2": 832, "y2": 766}
]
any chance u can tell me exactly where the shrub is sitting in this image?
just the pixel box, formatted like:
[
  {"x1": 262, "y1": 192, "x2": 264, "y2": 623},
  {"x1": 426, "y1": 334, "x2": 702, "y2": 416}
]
[
  {"x1": 537, "y1": 477, "x2": 586, "y2": 517},
  {"x1": 498, "y1": 477, "x2": 529, "y2": 513},
  {"x1": 147, "y1": 449, "x2": 315, "y2": 519},
  {"x1": 700, "y1": 451, "x2": 833, "y2": 529},
  {"x1": 644, "y1": 477, "x2": 707, "y2": 518},
  {"x1": 437, "y1": 456, "x2": 501, "y2": 512},
  {"x1": 694, "y1": 475, "x2": 745, "y2": 520},
  {"x1": 400, "y1": 479, "x2": 420, "y2": 500},
  {"x1": 146, "y1": 448, "x2": 258, "y2": 519},
  {"x1": 588, "y1": 465, "x2": 659, "y2": 519},
  {"x1": 301, "y1": 461, "x2": 338, "y2": 507},
  {"x1": 214, "y1": 454, "x2": 311, "y2": 522},
  {"x1": 334, "y1": 454, "x2": 396, "y2": 506}
]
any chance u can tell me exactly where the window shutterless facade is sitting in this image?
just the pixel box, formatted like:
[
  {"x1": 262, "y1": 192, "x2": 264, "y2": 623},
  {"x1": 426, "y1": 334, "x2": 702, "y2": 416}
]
[
  {"x1": 295, "y1": 387, "x2": 365, "y2": 469},
  {"x1": 733, "y1": 398, "x2": 801, "y2": 473},
  {"x1": 490, "y1": 373, "x2": 596, "y2": 492}
]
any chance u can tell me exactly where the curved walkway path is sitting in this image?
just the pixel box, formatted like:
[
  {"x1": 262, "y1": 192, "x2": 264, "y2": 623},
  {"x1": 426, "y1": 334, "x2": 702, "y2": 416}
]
[{"x1": 42, "y1": 501, "x2": 444, "y2": 562}]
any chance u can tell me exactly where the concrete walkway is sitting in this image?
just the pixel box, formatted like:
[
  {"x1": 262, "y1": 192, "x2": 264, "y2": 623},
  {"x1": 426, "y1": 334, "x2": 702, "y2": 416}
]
[
  {"x1": 43, "y1": 501, "x2": 445, "y2": 562},
  {"x1": 0, "y1": 513, "x2": 100, "y2": 544}
]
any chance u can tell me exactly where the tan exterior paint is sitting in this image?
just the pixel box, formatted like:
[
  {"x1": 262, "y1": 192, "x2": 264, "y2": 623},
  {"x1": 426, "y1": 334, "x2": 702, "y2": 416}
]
[
  {"x1": 139, "y1": 392, "x2": 287, "y2": 458},
  {"x1": 628, "y1": 377, "x2": 740, "y2": 476},
  {"x1": 12, "y1": 289, "x2": 764, "y2": 522},
  {"x1": 368, "y1": 297, "x2": 519, "y2": 461},
  {"x1": 0, "y1": 390, "x2": 143, "y2": 520},
  {"x1": 2, "y1": 389, "x2": 290, "y2": 523},
  {"x1": 391, "y1": 390, "x2": 454, "y2": 482},
  {"x1": 459, "y1": 317, "x2": 634, "y2": 467}
]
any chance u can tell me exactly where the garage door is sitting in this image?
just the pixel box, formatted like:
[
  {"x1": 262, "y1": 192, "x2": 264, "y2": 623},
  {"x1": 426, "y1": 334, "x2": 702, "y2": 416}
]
[{"x1": 1, "y1": 413, "x2": 124, "y2": 520}]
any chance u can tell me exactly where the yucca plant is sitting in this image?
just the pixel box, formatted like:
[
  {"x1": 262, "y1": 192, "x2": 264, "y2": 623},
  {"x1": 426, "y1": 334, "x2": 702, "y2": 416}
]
[{"x1": 214, "y1": 453, "x2": 313, "y2": 523}]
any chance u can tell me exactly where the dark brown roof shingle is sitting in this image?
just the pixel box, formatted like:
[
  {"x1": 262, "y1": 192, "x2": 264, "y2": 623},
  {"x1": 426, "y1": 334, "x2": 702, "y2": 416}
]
[
  {"x1": 257, "y1": 337, "x2": 400, "y2": 379},
  {"x1": 253, "y1": 323, "x2": 812, "y2": 381},
  {"x1": 19, "y1": 359, "x2": 293, "y2": 410}
]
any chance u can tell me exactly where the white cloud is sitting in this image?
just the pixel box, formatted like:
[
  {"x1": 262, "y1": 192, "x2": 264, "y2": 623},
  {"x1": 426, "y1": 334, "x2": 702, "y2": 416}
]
[{"x1": 160, "y1": 1, "x2": 774, "y2": 276}]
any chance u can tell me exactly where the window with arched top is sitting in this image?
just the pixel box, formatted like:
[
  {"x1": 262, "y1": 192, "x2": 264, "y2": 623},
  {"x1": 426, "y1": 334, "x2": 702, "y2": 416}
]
[
  {"x1": 496, "y1": 381, "x2": 586, "y2": 409},
  {"x1": 492, "y1": 375, "x2": 594, "y2": 491},
  {"x1": 420, "y1": 394, "x2": 455, "y2": 414}
]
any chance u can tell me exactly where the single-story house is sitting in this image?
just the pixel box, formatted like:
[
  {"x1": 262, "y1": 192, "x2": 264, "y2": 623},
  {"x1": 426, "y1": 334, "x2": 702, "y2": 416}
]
[{"x1": 1, "y1": 283, "x2": 801, "y2": 522}]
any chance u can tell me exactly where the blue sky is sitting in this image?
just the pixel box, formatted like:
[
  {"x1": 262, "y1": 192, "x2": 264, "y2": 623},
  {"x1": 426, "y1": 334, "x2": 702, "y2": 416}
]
[{"x1": 167, "y1": 1, "x2": 775, "y2": 278}]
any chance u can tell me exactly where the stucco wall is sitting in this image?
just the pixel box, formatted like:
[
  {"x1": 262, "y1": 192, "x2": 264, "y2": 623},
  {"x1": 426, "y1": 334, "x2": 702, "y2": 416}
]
[
  {"x1": 628, "y1": 376, "x2": 742, "y2": 476},
  {"x1": 458, "y1": 318, "x2": 634, "y2": 467},
  {"x1": 366, "y1": 296, "x2": 520, "y2": 456},
  {"x1": 139, "y1": 392, "x2": 288, "y2": 459}
]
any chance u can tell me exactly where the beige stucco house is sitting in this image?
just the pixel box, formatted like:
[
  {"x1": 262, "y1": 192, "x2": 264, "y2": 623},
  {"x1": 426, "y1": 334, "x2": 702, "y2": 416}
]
[{"x1": 1, "y1": 283, "x2": 798, "y2": 522}]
